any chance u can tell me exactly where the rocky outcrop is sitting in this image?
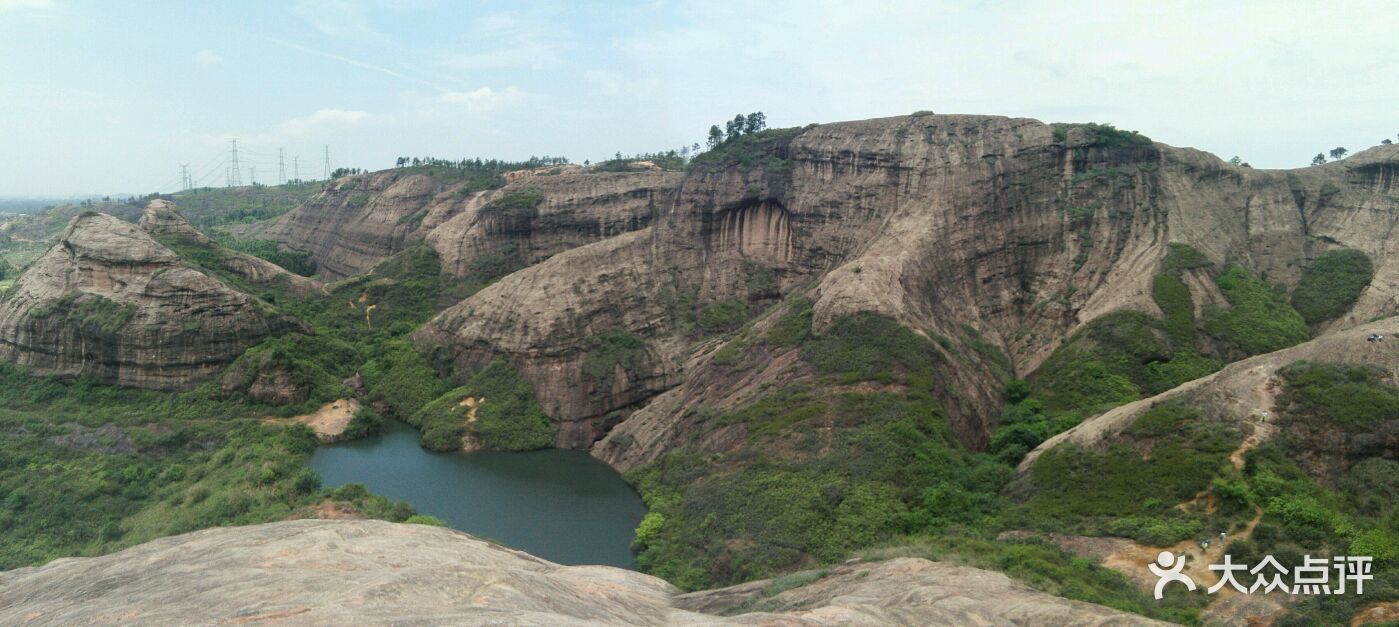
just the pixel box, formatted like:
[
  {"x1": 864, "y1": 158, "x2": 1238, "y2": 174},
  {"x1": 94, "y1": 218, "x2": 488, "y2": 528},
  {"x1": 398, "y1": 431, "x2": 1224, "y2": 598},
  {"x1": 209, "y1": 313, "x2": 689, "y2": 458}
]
[
  {"x1": 249, "y1": 168, "x2": 681, "y2": 281},
  {"x1": 1018, "y1": 316, "x2": 1398, "y2": 471},
  {"x1": 0, "y1": 519, "x2": 1166, "y2": 626},
  {"x1": 410, "y1": 115, "x2": 1397, "y2": 457},
  {"x1": 0, "y1": 212, "x2": 302, "y2": 390}
]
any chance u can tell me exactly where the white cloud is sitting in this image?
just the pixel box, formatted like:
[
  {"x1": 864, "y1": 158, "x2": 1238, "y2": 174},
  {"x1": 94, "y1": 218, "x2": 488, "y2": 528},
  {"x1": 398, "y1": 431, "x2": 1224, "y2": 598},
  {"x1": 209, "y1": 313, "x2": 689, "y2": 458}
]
[
  {"x1": 277, "y1": 108, "x2": 373, "y2": 138},
  {"x1": 291, "y1": 0, "x2": 381, "y2": 39},
  {"x1": 440, "y1": 86, "x2": 523, "y2": 112},
  {"x1": 193, "y1": 50, "x2": 224, "y2": 67}
]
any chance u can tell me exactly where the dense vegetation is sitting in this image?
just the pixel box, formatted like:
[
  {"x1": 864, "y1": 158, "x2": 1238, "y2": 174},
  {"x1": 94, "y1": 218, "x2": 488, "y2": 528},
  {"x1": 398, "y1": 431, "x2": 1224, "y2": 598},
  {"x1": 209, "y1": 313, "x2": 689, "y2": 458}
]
[
  {"x1": 212, "y1": 234, "x2": 317, "y2": 276},
  {"x1": 629, "y1": 310, "x2": 1213, "y2": 623},
  {"x1": 407, "y1": 359, "x2": 552, "y2": 451},
  {"x1": 1014, "y1": 401, "x2": 1243, "y2": 545},
  {"x1": 691, "y1": 126, "x2": 805, "y2": 170},
  {"x1": 0, "y1": 362, "x2": 428, "y2": 570},
  {"x1": 170, "y1": 183, "x2": 322, "y2": 229},
  {"x1": 1290, "y1": 249, "x2": 1373, "y2": 325},
  {"x1": 1203, "y1": 265, "x2": 1310, "y2": 354},
  {"x1": 1007, "y1": 361, "x2": 1399, "y2": 625},
  {"x1": 1051, "y1": 122, "x2": 1152, "y2": 147},
  {"x1": 630, "y1": 314, "x2": 1011, "y2": 589}
]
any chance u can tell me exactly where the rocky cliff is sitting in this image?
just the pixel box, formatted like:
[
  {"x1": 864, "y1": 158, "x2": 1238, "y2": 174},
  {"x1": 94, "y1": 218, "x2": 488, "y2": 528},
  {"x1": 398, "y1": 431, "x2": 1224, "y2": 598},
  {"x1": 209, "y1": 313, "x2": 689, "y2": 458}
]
[
  {"x1": 250, "y1": 168, "x2": 681, "y2": 281},
  {"x1": 0, "y1": 211, "x2": 302, "y2": 389},
  {"x1": 0, "y1": 519, "x2": 1166, "y2": 626},
  {"x1": 409, "y1": 115, "x2": 1397, "y2": 456}
]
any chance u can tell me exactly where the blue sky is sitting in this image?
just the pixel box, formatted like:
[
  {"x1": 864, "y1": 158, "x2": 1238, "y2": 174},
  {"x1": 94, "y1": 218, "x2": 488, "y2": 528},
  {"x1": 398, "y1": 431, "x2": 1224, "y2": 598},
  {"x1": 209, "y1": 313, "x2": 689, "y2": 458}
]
[{"x1": 1, "y1": 0, "x2": 1395, "y2": 196}]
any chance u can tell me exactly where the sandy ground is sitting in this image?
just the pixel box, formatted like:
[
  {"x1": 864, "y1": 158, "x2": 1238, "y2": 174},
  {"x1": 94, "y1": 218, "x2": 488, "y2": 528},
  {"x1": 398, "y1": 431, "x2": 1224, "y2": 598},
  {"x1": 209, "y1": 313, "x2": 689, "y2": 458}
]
[{"x1": 290, "y1": 399, "x2": 361, "y2": 443}]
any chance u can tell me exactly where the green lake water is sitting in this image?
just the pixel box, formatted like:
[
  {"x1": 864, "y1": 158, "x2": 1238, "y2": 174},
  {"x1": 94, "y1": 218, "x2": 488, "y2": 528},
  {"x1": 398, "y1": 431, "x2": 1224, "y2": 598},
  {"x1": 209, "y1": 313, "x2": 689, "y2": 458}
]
[{"x1": 309, "y1": 419, "x2": 647, "y2": 568}]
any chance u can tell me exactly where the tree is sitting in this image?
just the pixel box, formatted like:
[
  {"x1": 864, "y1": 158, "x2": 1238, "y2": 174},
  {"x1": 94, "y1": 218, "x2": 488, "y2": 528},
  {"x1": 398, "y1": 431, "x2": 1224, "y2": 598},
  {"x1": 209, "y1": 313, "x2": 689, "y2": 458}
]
[
  {"x1": 1228, "y1": 156, "x2": 1243, "y2": 166},
  {"x1": 744, "y1": 111, "x2": 767, "y2": 134},
  {"x1": 725, "y1": 114, "x2": 746, "y2": 141},
  {"x1": 1311, "y1": 153, "x2": 1327, "y2": 166},
  {"x1": 1329, "y1": 147, "x2": 1348, "y2": 160},
  {"x1": 1383, "y1": 139, "x2": 1393, "y2": 145},
  {"x1": 707, "y1": 125, "x2": 723, "y2": 149}
]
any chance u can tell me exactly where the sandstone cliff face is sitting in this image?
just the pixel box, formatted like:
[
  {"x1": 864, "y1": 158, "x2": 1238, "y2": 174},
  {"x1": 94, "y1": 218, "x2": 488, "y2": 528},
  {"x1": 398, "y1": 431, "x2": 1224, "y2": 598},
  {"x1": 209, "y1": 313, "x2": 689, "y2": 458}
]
[
  {"x1": 0, "y1": 212, "x2": 301, "y2": 390},
  {"x1": 251, "y1": 168, "x2": 681, "y2": 281},
  {"x1": 427, "y1": 170, "x2": 682, "y2": 278},
  {"x1": 0, "y1": 519, "x2": 1166, "y2": 626},
  {"x1": 410, "y1": 115, "x2": 1397, "y2": 459}
]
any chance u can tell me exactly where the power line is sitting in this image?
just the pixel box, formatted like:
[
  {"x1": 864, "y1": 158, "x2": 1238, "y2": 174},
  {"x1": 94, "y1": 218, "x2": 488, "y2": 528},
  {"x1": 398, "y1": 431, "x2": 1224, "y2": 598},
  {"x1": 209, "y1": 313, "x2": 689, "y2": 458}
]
[{"x1": 228, "y1": 139, "x2": 242, "y2": 187}]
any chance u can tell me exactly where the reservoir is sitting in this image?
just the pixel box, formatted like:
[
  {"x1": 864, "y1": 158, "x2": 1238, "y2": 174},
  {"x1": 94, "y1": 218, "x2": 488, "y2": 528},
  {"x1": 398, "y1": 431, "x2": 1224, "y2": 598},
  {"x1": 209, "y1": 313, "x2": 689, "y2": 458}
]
[{"x1": 309, "y1": 419, "x2": 647, "y2": 569}]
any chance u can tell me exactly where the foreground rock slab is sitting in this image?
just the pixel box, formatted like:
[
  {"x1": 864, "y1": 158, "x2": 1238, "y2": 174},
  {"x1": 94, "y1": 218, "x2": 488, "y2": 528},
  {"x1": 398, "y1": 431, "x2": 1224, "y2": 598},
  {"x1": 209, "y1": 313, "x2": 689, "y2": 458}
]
[{"x1": 0, "y1": 519, "x2": 1165, "y2": 626}]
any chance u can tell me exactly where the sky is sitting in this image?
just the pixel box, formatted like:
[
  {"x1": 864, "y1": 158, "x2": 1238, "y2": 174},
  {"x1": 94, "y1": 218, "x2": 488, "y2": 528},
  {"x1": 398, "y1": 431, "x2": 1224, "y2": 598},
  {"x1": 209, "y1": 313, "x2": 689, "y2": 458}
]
[{"x1": 0, "y1": 0, "x2": 1395, "y2": 197}]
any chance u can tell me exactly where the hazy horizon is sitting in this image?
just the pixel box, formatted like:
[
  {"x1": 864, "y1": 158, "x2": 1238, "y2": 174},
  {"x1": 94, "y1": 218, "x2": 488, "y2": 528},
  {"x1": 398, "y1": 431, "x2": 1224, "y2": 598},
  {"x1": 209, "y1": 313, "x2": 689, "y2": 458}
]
[{"x1": 2, "y1": 0, "x2": 1396, "y2": 196}]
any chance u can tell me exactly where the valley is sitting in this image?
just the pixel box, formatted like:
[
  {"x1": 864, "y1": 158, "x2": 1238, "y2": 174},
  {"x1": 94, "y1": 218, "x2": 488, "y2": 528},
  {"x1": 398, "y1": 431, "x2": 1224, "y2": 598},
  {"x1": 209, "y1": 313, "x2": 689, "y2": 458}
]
[{"x1": 0, "y1": 113, "x2": 1393, "y2": 625}]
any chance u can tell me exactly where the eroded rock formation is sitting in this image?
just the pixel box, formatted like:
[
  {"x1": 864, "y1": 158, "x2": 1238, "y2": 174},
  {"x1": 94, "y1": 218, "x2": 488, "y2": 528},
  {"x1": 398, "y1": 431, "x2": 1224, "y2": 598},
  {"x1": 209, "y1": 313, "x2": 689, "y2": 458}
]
[
  {"x1": 0, "y1": 519, "x2": 1167, "y2": 626},
  {"x1": 409, "y1": 116, "x2": 1396, "y2": 456},
  {"x1": 249, "y1": 168, "x2": 681, "y2": 281},
  {"x1": 0, "y1": 212, "x2": 301, "y2": 389}
]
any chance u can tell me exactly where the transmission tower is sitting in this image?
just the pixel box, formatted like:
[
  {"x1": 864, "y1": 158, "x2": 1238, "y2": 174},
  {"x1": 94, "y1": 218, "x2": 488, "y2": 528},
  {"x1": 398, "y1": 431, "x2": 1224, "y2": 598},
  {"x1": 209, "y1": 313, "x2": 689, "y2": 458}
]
[
  {"x1": 278, "y1": 148, "x2": 286, "y2": 185},
  {"x1": 249, "y1": 166, "x2": 257, "y2": 186},
  {"x1": 293, "y1": 156, "x2": 300, "y2": 182},
  {"x1": 179, "y1": 163, "x2": 190, "y2": 190},
  {"x1": 228, "y1": 139, "x2": 243, "y2": 187},
  {"x1": 323, "y1": 145, "x2": 330, "y2": 180}
]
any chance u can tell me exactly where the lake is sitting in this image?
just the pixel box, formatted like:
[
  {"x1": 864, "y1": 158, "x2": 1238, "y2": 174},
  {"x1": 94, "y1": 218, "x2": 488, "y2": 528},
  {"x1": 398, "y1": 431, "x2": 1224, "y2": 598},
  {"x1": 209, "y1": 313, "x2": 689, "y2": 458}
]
[{"x1": 309, "y1": 419, "x2": 647, "y2": 569}]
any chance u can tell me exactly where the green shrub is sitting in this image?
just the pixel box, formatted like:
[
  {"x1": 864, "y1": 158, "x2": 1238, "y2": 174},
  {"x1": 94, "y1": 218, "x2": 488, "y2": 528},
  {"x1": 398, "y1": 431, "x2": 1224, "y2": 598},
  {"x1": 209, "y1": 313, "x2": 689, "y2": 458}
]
[
  {"x1": 1202, "y1": 266, "x2": 1309, "y2": 355},
  {"x1": 1277, "y1": 361, "x2": 1399, "y2": 429},
  {"x1": 765, "y1": 297, "x2": 812, "y2": 347},
  {"x1": 408, "y1": 359, "x2": 552, "y2": 451},
  {"x1": 362, "y1": 340, "x2": 450, "y2": 419},
  {"x1": 697, "y1": 299, "x2": 750, "y2": 333},
  {"x1": 404, "y1": 514, "x2": 446, "y2": 526},
  {"x1": 1051, "y1": 123, "x2": 1152, "y2": 147},
  {"x1": 691, "y1": 127, "x2": 805, "y2": 170},
  {"x1": 481, "y1": 188, "x2": 544, "y2": 219},
  {"x1": 1018, "y1": 401, "x2": 1240, "y2": 541},
  {"x1": 802, "y1": 314, "x2": 942, "y2": 385},
  {"x1": 215, "y1": 236, "x2": 316, "y2": 276},
  {"x1": 342, "y1": 406, "x2": 384, "y2": 440},
  {"x1": 1151, "y1": 273, "x2": 1194, "y2": 348},
  {"x1": 581, "y1": 332, "x2": 648, "y2": 389},
  {"x1": 1159, "y1": 243, "x2": 1212, "y2": 274},
  {"x1": 1290, "y1": 249, "x2": 1373, "y2": 325},
  {"x1": 31, "y1": 293, "x2": 136, "y2": 333},
  {"x1": 1066, "y1": 203, "x2": 1100, "y2": 221}
]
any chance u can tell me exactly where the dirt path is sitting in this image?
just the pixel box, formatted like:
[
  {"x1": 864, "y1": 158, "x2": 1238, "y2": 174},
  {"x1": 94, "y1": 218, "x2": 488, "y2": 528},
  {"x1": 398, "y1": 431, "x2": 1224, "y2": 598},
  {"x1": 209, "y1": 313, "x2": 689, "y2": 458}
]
[{"x1": 1098, "y1": 376, "x2": 1280, "y2": 619}]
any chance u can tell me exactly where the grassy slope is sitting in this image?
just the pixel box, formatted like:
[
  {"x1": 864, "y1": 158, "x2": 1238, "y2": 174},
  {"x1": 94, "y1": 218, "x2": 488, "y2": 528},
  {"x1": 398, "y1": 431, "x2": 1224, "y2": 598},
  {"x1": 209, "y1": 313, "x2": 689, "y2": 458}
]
[{"x1": 0, "y1": 363, "x2": 430, "y2": 570}]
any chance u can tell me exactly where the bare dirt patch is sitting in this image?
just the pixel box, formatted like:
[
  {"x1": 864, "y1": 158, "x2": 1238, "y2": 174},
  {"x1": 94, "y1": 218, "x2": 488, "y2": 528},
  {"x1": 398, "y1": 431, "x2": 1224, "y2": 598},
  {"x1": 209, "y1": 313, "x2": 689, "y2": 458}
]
[{"x1": 291, "y1": 399, "x2": 362, "y2": 443}]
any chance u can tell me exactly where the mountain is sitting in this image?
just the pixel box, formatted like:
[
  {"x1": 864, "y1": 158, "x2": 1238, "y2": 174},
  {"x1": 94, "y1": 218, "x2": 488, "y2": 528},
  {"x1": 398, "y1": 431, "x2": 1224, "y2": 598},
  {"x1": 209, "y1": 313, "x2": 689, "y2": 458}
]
[
  {"x1": 0, "y1": 205, "x2": 305, "y2": 389},
  {"x1": 405, "y1": 116, "x2": 1394, "y2": 456},
  {"x1": 246, "y1": 166, "x2": 682, "y2": 281},
  {"x1": 0, "y1": 519, "x2": 1165, "y2": 626},
  {"x1": 0, "y1": 113, "x2": 1393, "y2": 625}
]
